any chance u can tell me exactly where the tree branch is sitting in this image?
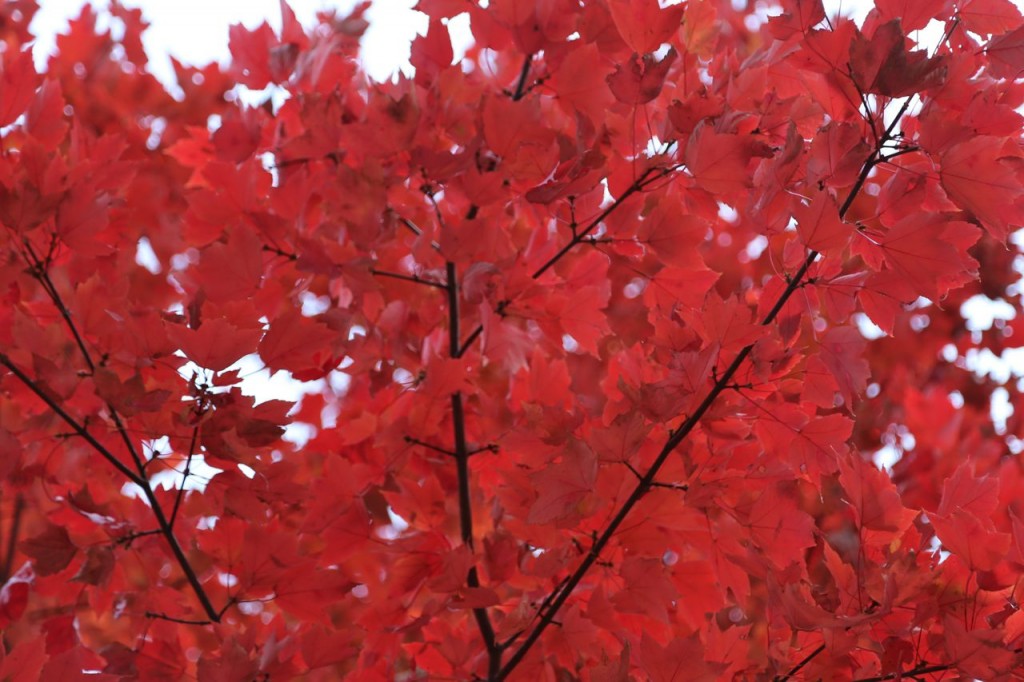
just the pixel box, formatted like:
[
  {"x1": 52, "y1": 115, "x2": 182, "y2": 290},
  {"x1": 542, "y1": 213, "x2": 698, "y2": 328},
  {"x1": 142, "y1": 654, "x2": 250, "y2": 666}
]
[
  {"x1": 495, "y1": 102, "x2": 907, "y2": 681},
  {"x1": 446, "y1": 261, "x2": 501, "y2": 677},
  {"x1": 532, "y1": 165, "x2": 675, "y2": 279},
  {"x1": 511, "y1": 54, "x2": 534, "y2": 101},
  {"x1": 8, "y1": 249, "x2": 223, "y2": 622},
  {"x1": 0, "y1": 494, "x2": 24, "y2": 583},
  {"x1": 0, "y1": 353, "x2": 144, "y2": 486},
  {"x1": 371, "y1": 268, "x2": 447, "y2": 289},
  {"x1": 773, "y1": 643, "x2": 825, "y2": 682},
  {"x1": 455, "y1": 165, "x2": 679, "y2": 359},
  {"x1": 853, "y1": 663, "x2": 952, "y2": 682},
  {"x1": 169, "y1": 424, "x2": 201, "y2": 529}
]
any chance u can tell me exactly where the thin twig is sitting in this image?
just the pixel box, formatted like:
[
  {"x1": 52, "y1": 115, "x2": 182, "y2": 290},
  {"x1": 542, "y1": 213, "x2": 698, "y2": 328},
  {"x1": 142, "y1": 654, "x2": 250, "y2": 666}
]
[
  {"x1": 404, "y1": 435, "x2": 455, "y2": 457},
  {"x1": 0, "y1": 354, "x2": 144, "y2": 486},
  {"x1": 169, "y1": 424, "x2": 201, "y2": 528},
  {"x1": 456, "y1": 166, "x2": 678, "y2": 358},
  {"x1": 371, "y1": 268, "x2": 447, "y2": 289},
  {"x1": 145, "y1": 611, "x2": 214, "y2": 626},
  {"x1": 0, "y1": 495, "x2": 24, "y2": 582},
  {"x1": 511, "y1": 54, "x2": 534, "y2": 101},
  {"x1": 853, "y1": 663, "x2": 952, "y2": 682},
  {"x1": 7, "y1": 249, "x2": 223, "y2": 622},
  {"x1": 774, "y1": 643, "x2": 825, "y2": 681}
]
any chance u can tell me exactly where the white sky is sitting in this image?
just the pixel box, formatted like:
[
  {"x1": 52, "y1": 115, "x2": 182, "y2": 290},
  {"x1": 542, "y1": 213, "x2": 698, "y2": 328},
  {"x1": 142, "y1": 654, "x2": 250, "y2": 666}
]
[
  {"x1": 31, "y1": 0, "x2": 418, "y2": 83},
  {"x1": 29, "y1": 0, "x2": 478, "y2": 84}
]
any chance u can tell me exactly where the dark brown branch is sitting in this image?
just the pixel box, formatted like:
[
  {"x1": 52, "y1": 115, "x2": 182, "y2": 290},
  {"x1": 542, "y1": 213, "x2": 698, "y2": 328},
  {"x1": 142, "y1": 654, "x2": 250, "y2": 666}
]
[
  {"x1": 456, "y1": 167, "x2": 678, "y2": 359},
  {"x1": 511, "y1": 54, "x2": 534, "y2": 101},
  {"x1": 0, "y1": 354, "x2": 144, "y2": 486},
  {"x1": 8, "y1": 249, "x2": 223, "y2": 623},
  {"x1": 371, "y1": 268, "x2": 447, "y2": 289},
  {"x1": 496, "y1": 102, "x2": 907, "y2": 682},
  {"x1": 774, "y1": 643, "x2": 825, "y2": 682},
  {"x1": 853, "y1": 663, "x2": 952, "y2": 682},
  {"x1": 532, "y1": 165, "x2": 673, "y2": 279},
  {"x1": 22, "y1": 241, "x2": 96, "y2": 374},
  {"x1": 445, "y1": 261, "x2": 501, "y2": 677},
  {"x1": 169, "y1": 424, "x2": 201, "y2": 528},
  {"x1": 117, "y1": 528, "x2": 163, "y2": 547},
  {"x1": 145, "y1": 611, "x2": 214, "y2": 626},
  {"x1": 262, "y1": 244, "x2": 297, "y2": 260},
  {"x1": 397, "y1": 215, "x2": 442, "y2": 252},
  {"x1": 0, "y1": 495, "x2": 24, "y2": 582},
  {"x1": 404, "y1": 435, "x2": 455, "y2": 457}
]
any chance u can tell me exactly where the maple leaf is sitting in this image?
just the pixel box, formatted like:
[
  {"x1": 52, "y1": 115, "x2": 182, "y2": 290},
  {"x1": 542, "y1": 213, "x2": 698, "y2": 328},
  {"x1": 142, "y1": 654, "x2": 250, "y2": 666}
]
[
  {"x1": 0, "y1": 47, "x2": 38, "y2": 128},
  {"x1": 939, "y1": 136, "x2": 1024, "y2": 241},
  {"x1": 168, "y1": 315, "x2": 263, "y2": 372},
  {"x1": 527, "y1": 443, "x2": 598, "y2": 525},
  {"x1": 849, "y1": 20, "x2": 948, "y2": 97},
  {"x1": 606, "y1": 47, "x2": 678, "y2": 105},
  {"x1": 931, "y1": 509, "x2": 1011, "y2": 571},
  {"x1": 606, "y1": 0, "x2": 685, "y2": 54},
  {"x1": 0, "y1": 565, "x2": 32, "y2": 629},
  {"x1": 409, "y1": 18, "x2": 453, "y2": 87},
  {"x1": 959, "y1": 0, "x2": 1023, "y2": 35},
  {"x1": 767, "y1": 0, "x2": 826, "y2": 40},
  {"x1": 20, "y1": 524, "x2": 76, "y2": 577},
  {"x1": 794, "y1": 192, "x2": 850, "y2": 253},
  {"x1": 876, "y1": 213, "x2": 980, "y2": 301},
  {"x1": 985, "y1": 24, "x2": 1024, "y2": 78},
  {"x1": 685, "y1": 123, "x2": 774, "y2": 195},
  {"x1": 747, "y1": 481, "x2": 817, "y2": 569},
  {"x1": 838, "y1": 453, "x2": 917, "y2": 542},
  {"x1": 258, "y1": 310, "x2": 342, "y2": 380}
]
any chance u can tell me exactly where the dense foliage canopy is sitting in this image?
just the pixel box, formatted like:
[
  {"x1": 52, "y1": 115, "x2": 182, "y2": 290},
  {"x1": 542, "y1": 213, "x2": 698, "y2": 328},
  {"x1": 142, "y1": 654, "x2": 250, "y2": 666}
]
[{"x1": 2, "y1": 0, "x2": 1024, "y2": 678}]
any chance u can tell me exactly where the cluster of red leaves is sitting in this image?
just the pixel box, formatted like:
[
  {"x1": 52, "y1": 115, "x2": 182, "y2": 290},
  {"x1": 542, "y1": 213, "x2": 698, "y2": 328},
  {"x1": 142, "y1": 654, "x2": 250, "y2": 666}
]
[{"x1": 1, "y1": 0, "x2": 1024, "y2": 679}]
